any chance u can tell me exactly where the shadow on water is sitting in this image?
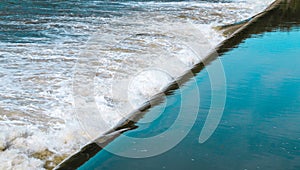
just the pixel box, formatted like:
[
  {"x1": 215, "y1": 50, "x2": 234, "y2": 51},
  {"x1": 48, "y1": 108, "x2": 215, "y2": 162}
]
[
  {"x1": 217, "y1": 0, "x2": 300, "y2": 55},
  {"x1": 56, "y1": 0, "x2": 300, "y2": 169}
]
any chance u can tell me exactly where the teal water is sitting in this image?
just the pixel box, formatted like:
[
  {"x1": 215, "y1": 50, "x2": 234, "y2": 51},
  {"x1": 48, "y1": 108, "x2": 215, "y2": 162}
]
[{"x1": 79, "y1": 26, "x2": 300, "y2": 170}]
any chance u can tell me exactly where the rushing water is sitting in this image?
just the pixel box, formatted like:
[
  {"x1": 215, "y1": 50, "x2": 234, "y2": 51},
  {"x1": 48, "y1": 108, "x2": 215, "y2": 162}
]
[
  {"x1": 0, "y1": 0, "x2": 275, "y2": 169},
  {"x1": 78, "y1": 2, "x2": 300, "y2": 170}
]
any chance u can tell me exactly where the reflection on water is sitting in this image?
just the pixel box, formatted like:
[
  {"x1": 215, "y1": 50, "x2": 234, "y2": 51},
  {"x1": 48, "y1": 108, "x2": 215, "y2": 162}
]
[
  {"x1": 218, "y1": 0, "x2": 300, "y2": 55},
  {"x1": 78, "y1": 0, "x2": 300, "y2": 170}
]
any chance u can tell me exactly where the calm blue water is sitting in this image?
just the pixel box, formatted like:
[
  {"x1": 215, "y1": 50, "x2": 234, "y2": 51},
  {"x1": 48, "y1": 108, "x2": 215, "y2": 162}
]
[{"x1": 79, "y1": 26, "x2": 300, "y2": 170}]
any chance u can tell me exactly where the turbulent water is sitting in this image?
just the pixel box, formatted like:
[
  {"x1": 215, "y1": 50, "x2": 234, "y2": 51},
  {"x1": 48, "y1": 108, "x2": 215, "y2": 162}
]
[{"x1": 0, "y1": 0, "x2": 274, "y2": 169}]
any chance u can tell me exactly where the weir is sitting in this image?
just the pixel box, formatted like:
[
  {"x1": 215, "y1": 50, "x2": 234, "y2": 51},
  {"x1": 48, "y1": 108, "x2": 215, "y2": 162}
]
[{"x1": 54, "y1": 0, "x2": 296, "y2": 169}]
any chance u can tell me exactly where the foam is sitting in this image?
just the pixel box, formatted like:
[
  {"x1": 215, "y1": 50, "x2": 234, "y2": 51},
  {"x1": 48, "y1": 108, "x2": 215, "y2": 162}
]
[{"x1": 127, "y1": 69, "x2": 174, "y2": 108}]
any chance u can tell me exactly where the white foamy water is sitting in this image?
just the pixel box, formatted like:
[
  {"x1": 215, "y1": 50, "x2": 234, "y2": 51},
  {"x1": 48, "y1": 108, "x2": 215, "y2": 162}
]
[{"x1": 0, "y1": 0, "x2": 275, "y2": 169}]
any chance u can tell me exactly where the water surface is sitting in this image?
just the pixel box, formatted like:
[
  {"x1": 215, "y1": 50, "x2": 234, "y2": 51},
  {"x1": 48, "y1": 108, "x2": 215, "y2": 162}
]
[
  {"x1": 78, "y1": 2, "x2": 300, "y2": 170},
  {"x1": 0, "y1": 0, "x2": 276, "y2": 169}
]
